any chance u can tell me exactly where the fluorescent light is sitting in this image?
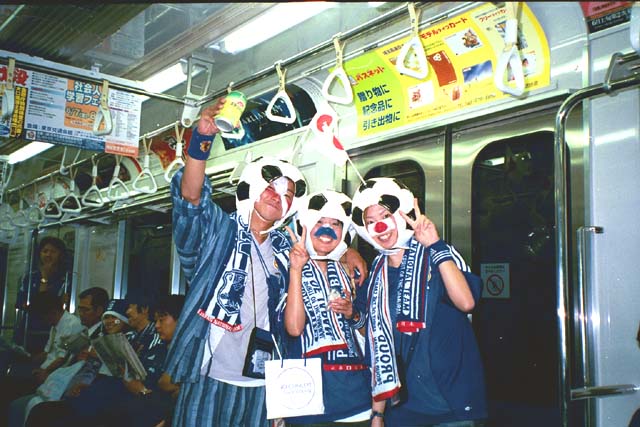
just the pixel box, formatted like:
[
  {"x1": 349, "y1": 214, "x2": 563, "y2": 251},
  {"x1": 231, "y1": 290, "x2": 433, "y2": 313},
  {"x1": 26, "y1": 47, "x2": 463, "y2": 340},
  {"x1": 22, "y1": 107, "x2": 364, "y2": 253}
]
[
  {"x1": 8, "y1": 141, "x2": 54, "y2": 164},
  {"x1": 142, "y1": 62, "x2": 187, "y2": 94},
  {"x1": 218, "y1": 2, "x2": 334, "y2": 54}
]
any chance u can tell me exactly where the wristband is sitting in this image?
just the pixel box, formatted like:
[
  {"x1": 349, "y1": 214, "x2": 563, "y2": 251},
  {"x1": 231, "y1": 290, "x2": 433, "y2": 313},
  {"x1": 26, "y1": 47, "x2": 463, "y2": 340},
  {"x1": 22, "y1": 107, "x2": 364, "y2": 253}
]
[
  {"x1": 187, "y1": 128, "x2": 215, "y2": 161},
  {"x1": 428, "y1": 239, "x2": 454, "y2": 266},
  {"x1": 371, "y1": 410, "x2": 384, "y2": 420}
]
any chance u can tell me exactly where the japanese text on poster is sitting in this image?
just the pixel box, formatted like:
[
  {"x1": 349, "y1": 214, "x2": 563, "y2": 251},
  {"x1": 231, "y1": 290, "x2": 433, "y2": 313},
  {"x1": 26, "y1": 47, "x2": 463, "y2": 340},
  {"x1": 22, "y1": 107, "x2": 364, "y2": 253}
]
[
  {"x1": 0, "y1": 65, "x2": 142, "y2": 157},
  {"x1": 342, "y1": 3, "x2": 551, "y2": 138}
]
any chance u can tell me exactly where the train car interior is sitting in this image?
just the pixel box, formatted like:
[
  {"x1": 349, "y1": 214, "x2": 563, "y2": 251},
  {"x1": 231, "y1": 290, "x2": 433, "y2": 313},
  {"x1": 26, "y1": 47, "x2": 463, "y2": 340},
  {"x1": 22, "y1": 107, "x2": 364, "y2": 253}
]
[{"x1": 0, "y1": 2, "x2": 639, "y2": 426}]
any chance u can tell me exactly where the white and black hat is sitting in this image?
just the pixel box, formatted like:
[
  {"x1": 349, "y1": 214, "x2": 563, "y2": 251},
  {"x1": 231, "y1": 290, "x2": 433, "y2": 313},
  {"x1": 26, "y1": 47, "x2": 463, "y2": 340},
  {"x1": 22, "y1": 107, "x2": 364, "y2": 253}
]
[
  {"x1": 351, "y1": 177, "x2": 416, "y2": 254},
  {"x1": 102, "y1": 299, "x2": 129, "y2": 324},
  {"x1": 294, "y1": 189, "x2": 354, "y2": 261},
  {"x1": 235, "y1": 156, "x2": 307, "y2": 233}
]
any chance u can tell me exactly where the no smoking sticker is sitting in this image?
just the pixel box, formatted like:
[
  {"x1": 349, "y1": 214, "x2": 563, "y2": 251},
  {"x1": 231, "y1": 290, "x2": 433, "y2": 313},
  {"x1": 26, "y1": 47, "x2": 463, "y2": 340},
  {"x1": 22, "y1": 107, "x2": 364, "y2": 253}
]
[{"x1": 481, "y1": 263, "x2": 510, "y2": 299}]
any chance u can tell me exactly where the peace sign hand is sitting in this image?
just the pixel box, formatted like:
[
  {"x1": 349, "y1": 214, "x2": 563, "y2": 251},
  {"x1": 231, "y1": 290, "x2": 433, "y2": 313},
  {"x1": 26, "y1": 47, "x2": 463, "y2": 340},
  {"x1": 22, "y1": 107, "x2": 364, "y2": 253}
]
[
  {"x1": 399, "y1": 198, "x2": 440, "y2": 248},
  {"x1": 286, "y1": 225, "x2": 309, "y2": 272}
]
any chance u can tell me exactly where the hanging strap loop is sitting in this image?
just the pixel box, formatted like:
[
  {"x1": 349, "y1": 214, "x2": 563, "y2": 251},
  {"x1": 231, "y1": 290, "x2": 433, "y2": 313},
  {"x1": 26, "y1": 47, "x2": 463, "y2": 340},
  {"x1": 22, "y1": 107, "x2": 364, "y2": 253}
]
[
  {"x1": 93, "y1": 80, "x2": 113, "y2": 136},
  {"x1": 59, "y1": 146, "x2": 81, "y2": 175},
  {"x1": 493, "y1": 2, "x2": 525, "y2": 97},
  {"x1": 82, "y1": 155, "x2": 105, "y2": 208},
  {"x1": 1, "y1": 58, "x2": 15, "y2": 121},
  {"x1": 60, "y1": 166, "x2": 82, "y2": 214},
  {"x1": 322, "y1": 34, "x2": 353, "y2": 105},
  {"x1": 164, "y1": 123, "x2": 186, "y2": 183},
  {"x1": 266, "y1": 62, "x2": 297, "y2": 125},
  {"x1": 132, "y1": 136, "x2": 158, "y2": 194},
  {"x1": 107, "y1": 155, "x2": 130, "y2": 201},
  {"x1": 395, "y1": 3, "x2": 429, "y2": 80},
  {"x1": 43, "y1": 176, "x2": 62, "y2": 219},
  {"x1": 11, "y1": 190, "x2": 31, "y2": 228},
  {"x1": 26, "y1": 183, "x2": 44, "y2": 224}
]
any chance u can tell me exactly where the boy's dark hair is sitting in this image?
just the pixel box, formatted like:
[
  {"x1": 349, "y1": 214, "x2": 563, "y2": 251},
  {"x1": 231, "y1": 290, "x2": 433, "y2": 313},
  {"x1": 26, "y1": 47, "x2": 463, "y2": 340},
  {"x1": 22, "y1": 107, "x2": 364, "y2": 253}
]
[
  {"x1": 29, "y1": 293, "x2": 63, "y2": 316},
  {"x1": 154, "y1": 294, "x2": 186, "y2": 321},
  {"x1": 125, "y1": 288, "x2": 155, "y2": 318},
  {"x1": 38, "y1": 236, "x2": 66, "y2": 256},
  {"x1": 78, "y1": 287, "x2": 110, "y2": 312}
]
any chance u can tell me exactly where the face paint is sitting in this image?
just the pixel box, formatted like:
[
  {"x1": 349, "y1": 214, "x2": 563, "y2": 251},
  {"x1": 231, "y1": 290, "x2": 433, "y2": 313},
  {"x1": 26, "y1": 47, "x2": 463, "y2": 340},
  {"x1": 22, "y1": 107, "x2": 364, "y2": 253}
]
[
  {"x1": 314, "y1": 224, "x2": 338, "y2": 240},
  {"x1": 271, "y1": 176, "x2": 292, "y2": 216},
  {"x1": 367, "y1": 216, "x2": 396, "y2": 237}
]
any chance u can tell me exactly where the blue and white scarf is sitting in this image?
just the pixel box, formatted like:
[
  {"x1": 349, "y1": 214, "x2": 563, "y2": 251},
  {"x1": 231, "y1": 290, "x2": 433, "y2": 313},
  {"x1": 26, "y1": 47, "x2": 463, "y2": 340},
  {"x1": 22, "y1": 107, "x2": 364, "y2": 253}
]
[
  {"x1": 300, "y1": 260, "x2": 351, "y2": 357},
  {"x1": 367, "y1": 237, "x2": 431, "y2": 401},
  {"x1": 197, "y1": 212, "x2": 290, "y2": 332}
]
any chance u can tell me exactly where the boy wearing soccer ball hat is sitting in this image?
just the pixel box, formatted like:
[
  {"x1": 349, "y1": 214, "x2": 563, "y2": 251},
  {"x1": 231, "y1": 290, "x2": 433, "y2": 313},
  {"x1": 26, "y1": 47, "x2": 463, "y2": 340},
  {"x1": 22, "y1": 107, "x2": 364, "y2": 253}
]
[
  {"x1": 165, "y1": 99, "x2": 368, "y2": 427},
  {"x1": 351, "y1": 177, "x2": 487, "y2": 426}
]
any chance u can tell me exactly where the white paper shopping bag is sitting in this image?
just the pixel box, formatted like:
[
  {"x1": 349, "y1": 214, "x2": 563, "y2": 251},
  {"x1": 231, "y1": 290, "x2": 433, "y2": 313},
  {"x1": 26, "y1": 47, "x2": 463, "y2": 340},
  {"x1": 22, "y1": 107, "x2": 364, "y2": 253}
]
[{"x1": 264, "y1": 357, "x2": 325, "y2": 419}]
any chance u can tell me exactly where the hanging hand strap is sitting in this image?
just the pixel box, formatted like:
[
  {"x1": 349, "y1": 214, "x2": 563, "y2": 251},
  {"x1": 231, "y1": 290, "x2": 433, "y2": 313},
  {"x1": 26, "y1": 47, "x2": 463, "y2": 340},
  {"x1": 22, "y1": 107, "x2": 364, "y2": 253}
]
[
  {"x1": 1, "y1": 58, "x2": 15, "y2": 121},
  {"x1": 107, "y1": 155, "x2": 130, "y2": 201},
  {"x1": 395, "y1": 3, "x2": 429, "y2": 80},
  {"x1": 493, "y1": 2, "x2": 525, "y2": 97},
  {"x1": 322, "y1": 35, "x2": 353, "y2": 105},
  {"x1": 26, "y1": 183, "x2": 44, "y2": 224},
  {"x1": 81, "y1": 155, "x2": 105, "y2": 208},
  {"x1": 60, "y1": 166, "x2": 82, "y2": 214},
  {"x1": 43, "y1": 176, "x2": 62, "y2": 219},
  {"x1": 266, "y1": 62, "x2": 297, "y2": 124},
  {"x1": 12, "y1": 190, "x2": 31, "y2": 228},
  {"x1": 132, "y1": 136, "x2": 158, "y2": 194},
  {"x1": 59, "y1": 146, "x2": 81, "y2": 175},
  {"x1": 93, "y1": 80, "x2": 113, "y2": 136},
  {"x1": 164, "y1": 123, "x2": 186, "y2": 183}
]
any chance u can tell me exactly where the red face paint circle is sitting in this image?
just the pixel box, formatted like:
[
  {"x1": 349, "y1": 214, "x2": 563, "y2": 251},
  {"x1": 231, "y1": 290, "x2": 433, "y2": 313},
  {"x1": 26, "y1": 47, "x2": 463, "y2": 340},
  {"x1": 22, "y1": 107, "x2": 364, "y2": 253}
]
[{"x1": 374, "y1": 221, "x2": 387, "y2": 233}]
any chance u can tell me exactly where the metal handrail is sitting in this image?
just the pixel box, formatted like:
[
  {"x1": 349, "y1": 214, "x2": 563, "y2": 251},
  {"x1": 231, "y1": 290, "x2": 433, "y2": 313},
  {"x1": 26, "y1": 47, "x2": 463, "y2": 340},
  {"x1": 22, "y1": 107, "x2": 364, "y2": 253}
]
[{"x1": 554, "y1": 59, "x2": 640, "y2": 427}]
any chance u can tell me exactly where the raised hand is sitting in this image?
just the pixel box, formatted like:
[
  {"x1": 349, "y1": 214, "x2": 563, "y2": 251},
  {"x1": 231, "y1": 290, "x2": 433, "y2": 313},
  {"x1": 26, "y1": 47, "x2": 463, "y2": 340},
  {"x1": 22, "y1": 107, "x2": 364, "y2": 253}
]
[
  {"x1": 399, "y1": 198, "x2": 440, "y2": 248},
  {"x1": 286, "y1": 225, "x2": 309, "y2": 272},
  {"x1": 197, "y1": 97, "x2": 226, "y2": 136}
]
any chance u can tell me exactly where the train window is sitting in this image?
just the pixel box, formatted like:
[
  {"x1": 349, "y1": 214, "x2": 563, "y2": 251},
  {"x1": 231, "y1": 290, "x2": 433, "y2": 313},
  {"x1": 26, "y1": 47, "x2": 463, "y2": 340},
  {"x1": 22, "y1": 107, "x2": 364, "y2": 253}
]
[
  {"x1": 357, "y1": 160, "x2": 425, "y2": 266},
  {"x1": 220, "y1": 83, "x2": 317, "y2": 150},
  {"x1": 127, "y1": 213, "x2": 172, "y2": 299},
  {"x1": 470, "y1": 131, "x2": 560, "y2": 421}
]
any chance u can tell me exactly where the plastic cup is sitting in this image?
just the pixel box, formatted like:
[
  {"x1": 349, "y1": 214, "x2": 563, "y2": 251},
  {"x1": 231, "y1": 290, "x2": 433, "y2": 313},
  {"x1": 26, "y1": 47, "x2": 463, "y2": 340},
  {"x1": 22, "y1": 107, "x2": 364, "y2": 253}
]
[{"x1": 214, "y1": 91, "x2": 247, "y2": 132}]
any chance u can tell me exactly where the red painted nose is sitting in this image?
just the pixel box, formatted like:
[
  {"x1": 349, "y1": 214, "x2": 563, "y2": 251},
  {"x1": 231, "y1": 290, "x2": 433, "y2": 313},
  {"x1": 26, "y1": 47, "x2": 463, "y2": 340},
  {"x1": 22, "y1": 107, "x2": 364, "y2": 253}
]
[{"x1": 374, "y1": 221, "x2": 387, "y2": 233}]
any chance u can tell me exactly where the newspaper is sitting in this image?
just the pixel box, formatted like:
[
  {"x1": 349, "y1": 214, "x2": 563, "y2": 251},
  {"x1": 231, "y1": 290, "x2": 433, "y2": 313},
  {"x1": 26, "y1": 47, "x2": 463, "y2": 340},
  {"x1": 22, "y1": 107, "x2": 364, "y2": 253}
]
[{"x1": 91, "y1": 333, "x2": 146, "y2": 381}]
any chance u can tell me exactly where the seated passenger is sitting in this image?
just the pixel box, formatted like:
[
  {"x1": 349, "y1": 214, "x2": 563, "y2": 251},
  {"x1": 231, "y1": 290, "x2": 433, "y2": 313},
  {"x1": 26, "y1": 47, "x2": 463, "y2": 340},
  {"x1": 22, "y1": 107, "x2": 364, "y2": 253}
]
[
  {"x1": 104, "y1": 294, "x2": 186, "y2": 427},
  {"x1": 7, "y1": 288, "x2": 109, "y2": 427},
  {"x1": 283, "y1": 190, "x2": 371, "y2": 426},
  {"x1": 22, "y1": 298, "x2": 129, "y2": 427},
  {"x1": 25, "y1": 291, "x2": 165, "y2": 427},
  {"x1": 0, "y1": 293, "x2": 84, "y2": 423}
]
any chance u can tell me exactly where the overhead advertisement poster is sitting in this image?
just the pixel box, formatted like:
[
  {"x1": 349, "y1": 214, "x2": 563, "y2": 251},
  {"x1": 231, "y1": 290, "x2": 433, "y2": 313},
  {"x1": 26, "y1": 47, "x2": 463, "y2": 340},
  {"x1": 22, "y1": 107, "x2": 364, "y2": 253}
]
[
  {"x1": 0, "y1": 64, "x2": 142, "y2": 157},
  {"x1": 344, "y1": 3, "x2": 550, "y2": 138}
]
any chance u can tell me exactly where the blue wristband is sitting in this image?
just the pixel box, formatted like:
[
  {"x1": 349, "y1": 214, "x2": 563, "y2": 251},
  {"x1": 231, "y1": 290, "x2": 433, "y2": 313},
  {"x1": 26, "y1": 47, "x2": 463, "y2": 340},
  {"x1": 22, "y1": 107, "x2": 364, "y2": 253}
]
[
  {"x1": 429, "y1": 239, "x2": 454, "y2": 266},
  {"x1": 187, "y1": 128, "x2": 215, "y2": 161}
]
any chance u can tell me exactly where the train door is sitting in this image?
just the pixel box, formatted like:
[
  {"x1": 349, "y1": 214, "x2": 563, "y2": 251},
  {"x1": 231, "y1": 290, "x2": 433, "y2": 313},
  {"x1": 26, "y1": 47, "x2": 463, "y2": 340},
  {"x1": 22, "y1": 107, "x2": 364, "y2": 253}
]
[{"x1": 450, "y1": 103, "x2": 586, "y2": 427}]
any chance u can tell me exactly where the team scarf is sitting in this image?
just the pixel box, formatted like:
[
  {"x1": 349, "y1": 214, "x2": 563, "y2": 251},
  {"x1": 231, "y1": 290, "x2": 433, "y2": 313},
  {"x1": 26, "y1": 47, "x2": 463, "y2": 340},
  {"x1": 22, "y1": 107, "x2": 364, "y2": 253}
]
[
  {"x1": 197, "y1": 212, "x2": 290, "y2": 333},
  {"x1": 367, "y1": 237, "x2": 431, "y2": 401},
  {"x1": 300, "y1": 259, "x2": 350, "y2": 357}
]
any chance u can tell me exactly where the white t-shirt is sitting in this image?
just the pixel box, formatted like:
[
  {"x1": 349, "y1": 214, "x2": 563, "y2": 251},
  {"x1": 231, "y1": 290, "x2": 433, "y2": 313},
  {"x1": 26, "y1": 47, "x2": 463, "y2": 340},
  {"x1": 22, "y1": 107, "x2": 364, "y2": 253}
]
[
  {"x1": 41, "y1": 310, "x2": 85, "y2": 369},
  {"x1": 207, "y1": 238, "x2": 277, "y2": 386}
]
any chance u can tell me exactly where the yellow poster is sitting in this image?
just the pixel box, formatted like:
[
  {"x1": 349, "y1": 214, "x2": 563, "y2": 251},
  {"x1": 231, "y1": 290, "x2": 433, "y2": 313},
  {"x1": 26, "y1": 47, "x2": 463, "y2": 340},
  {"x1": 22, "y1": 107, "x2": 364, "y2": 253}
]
[{"x1": 343, "y1": 3, "x2": 550, "y2": 137}]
